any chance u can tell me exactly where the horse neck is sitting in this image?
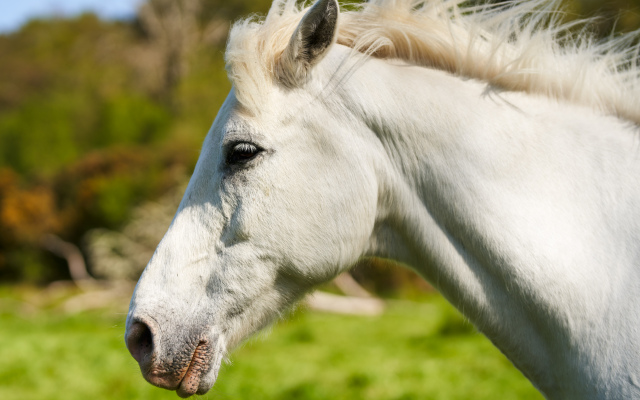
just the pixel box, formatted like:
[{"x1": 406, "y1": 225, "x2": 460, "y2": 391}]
[{"x1": 333, "y1": 54, "x2": 640, "y2": 398}]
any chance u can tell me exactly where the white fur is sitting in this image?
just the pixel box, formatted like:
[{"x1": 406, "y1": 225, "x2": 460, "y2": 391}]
[{"x1": 127, "y1": 1, "x2": 640, "y2": 398}]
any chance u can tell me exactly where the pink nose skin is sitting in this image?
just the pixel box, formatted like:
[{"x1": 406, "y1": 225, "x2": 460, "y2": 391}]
[
  {"x1": 126, "y1": 320, "x2": 179, "y2": 389},
  {"x1": 125, "y1": 320, "x2": 191, "y2": 391},
  {"x1": 126, "y1": 319, "x2": 213, "y2": 396}
]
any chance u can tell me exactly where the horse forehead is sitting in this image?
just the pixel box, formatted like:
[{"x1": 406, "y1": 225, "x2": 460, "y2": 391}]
[
  {"x1": 209, "y1": 92, "x2": 268, "y2": 140},
  {"x1": 214, "y1": 114, "x2": 301, "y2": 148},
  {"x1": 214, "y1": 102, "x2": 282, "y2": 138},
  {"x1": 213, "y1": 79, "x2": 348, "y2": 149}
]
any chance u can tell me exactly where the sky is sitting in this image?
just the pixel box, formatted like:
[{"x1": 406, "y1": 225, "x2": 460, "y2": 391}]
[{"x1": 0, "y1": 0, "x2": 144, "y2": 33}]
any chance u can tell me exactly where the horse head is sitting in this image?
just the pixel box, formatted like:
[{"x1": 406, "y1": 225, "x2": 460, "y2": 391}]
[{"x1": 125, "y1": 1, "x2": 379, "y2": 396}]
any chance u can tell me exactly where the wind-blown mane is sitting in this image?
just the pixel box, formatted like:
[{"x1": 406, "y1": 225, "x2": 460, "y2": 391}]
[{"x1": 226, "y1": 0, "x2": 640, "y2": 123}]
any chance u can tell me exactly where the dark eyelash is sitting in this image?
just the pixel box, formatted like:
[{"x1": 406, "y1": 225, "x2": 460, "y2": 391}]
[{"x1": 226, "y1": 142, "x2": 263, "y2": 165}]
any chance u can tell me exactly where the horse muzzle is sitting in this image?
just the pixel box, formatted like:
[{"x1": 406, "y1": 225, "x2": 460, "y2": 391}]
[{"x1": 125, "y1": 316, "x2": 224, "y2": 397}]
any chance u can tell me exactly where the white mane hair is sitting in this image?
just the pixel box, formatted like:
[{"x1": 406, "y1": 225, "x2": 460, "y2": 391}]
[{"x1": 225, "y1": 0, "x2": 640, "y2": 123}]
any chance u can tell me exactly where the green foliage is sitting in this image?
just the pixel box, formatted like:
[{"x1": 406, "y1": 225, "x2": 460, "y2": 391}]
[
  {"x1": 0, "y1": 13, "x2": 173, "y2": 176},
  {"x1": 0, "y1": 11, "x2": 193, "y2": 281},
  {"x1": 0, "y1": 94, "x2": 85, "y2": 174},
  {"x1": 563, "y1": 0, "x2": 640, "y2": 35},
  {"x1": 196, "y1": 0, "x2": 274, "y2": 22},
  {"x1": 98, "y1": 94, "x2": 170, "y2": 146}
]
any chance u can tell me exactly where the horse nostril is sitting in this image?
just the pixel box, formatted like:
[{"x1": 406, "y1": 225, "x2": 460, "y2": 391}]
[{"x1": 126, "y1": 321, "x2": 154, "y2": 365}]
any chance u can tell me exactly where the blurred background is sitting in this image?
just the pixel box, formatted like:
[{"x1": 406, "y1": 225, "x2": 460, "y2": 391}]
[{"x1": 0, "y1": 1, "x2": 638, "y2": 399}]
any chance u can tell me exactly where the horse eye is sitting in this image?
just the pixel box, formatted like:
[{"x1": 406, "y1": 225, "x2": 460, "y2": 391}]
[{"x1": 226, "y1": 142, "x2": 262, "y2": 165}]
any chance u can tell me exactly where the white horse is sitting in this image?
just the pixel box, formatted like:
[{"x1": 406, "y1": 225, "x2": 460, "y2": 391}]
[{"x1": 125, "y1": 0, "x2": 640, "y2": 398}]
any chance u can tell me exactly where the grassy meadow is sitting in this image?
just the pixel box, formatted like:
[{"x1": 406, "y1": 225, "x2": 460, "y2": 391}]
[{"x1": 0, "y1": 285, "x2": 542, "y2": 400}]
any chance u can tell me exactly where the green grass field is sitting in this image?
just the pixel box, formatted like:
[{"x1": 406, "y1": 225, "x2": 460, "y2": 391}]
[{"x1": 0, "y1": 285, "x2": 543, "y2": 400}]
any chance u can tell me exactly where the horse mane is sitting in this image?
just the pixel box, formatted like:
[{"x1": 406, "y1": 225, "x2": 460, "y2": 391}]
[{"x1": 225, "y1": 0, "x2": 640, "y2": 124}]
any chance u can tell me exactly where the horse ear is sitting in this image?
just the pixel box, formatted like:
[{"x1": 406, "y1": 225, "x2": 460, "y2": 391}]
[{"x1": 278, "y1": 0, "x2": 339, "y2": 87}]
